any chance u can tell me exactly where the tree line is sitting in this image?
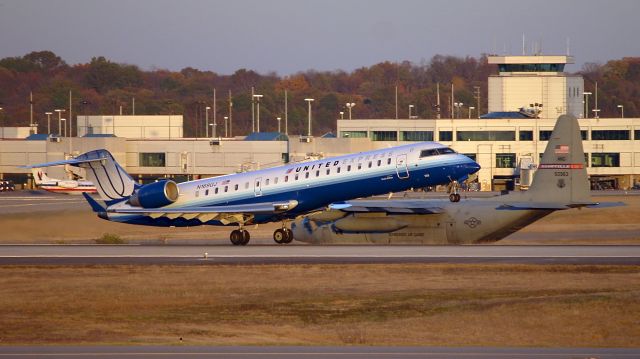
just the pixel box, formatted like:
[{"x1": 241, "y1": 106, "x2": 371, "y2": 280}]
[{"x1": 0, "y1": 50, "x2": 637, "y2": 137}]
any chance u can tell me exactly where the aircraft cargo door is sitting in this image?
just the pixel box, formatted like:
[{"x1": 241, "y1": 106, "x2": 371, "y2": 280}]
[
  {"x1": 254, "y1": 177, "x2": 262, "y2": 197},
  {"x1": 396, "y1": 154, "x2": 409, "y2": 179}
]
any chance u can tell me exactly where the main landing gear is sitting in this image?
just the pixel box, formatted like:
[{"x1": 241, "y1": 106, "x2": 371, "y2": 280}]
[
  {"x1": 230, "y1": 229, "x2": 250, "y2": 246},
  {"x1": 273, "y1": 226, "x2": 294, "y2": 244}
]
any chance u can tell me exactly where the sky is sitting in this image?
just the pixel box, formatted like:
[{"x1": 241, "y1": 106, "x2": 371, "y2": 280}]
[{"x1": 0, "y1": 0, "x2": 639, "y2": 75}]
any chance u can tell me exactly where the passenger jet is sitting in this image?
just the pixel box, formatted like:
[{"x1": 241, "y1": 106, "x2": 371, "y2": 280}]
[
  {"x1": 31, "y1": 168, "x2": 97, "y2": 195},
  {"x1": 24, "y1": 142, "x2": 480, "y2": 245}
]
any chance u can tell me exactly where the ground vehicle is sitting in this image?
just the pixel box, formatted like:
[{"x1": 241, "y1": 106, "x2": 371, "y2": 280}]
[{"x1": 0, "y1": 180, "x2": 15, "y2": 192}]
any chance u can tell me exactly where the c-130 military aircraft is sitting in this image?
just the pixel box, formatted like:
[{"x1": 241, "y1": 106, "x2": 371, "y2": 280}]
[{"x1": 292, "y1": 115, "x2": 622, "y2": 244}]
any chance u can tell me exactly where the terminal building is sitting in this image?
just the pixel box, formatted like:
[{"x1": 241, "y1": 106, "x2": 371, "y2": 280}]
[
  {"x1": 0, "y1": 54, "x2": 638, "y2": 190},
  {"x1": 336, "y1": 55, "x2": 640, "y2": 190}
]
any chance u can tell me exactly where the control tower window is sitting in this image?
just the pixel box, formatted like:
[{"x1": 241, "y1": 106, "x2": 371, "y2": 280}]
[{"x1": 498, "y1": 64, "x2": 565, "y2": 72}]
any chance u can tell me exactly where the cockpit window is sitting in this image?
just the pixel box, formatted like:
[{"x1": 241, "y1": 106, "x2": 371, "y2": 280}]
[{"x1": 420, "y1": 147, "x2": 457, "y2": 158}]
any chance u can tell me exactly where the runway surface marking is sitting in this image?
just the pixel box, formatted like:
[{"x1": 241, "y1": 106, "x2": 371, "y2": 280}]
[{"x1": 1, "y1": 245, "x2": 639, "y2": 265}]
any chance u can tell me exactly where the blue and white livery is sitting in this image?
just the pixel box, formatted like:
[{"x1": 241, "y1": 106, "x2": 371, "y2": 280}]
[{"x1": 24, "y1": 142, "x2": 480, "y2": 245}]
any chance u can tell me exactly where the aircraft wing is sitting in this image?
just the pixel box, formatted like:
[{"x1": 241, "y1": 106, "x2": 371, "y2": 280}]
[
  {"x1": 329, "y1": 200, "x2": 445, "y2": 214},
  {"x1": 497, "y1": 201, "x2": 626, "y2": 210},
  {"x1": 108, "y1": 200, "x2": 299, "y2": 225}
]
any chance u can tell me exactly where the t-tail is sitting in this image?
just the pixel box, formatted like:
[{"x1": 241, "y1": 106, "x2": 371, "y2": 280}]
[
  {"x1": 31, "y1": 168, "x2": 51, "y2": 185},
  {"x1": 24, "y1": 150, "x2": 137, "y2": 205}
]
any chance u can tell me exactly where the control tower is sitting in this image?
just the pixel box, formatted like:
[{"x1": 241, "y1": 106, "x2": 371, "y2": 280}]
[{"x1": 487, "y1": 55, "x2": 584, "y2": 119}]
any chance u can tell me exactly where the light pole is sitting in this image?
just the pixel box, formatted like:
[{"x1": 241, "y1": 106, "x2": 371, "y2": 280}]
[
  {"x1": 468, "y1": 106, "x2": 475, "y2": 119},
  {"x1": 408, "y1": 104, "x2": 414, "y2": 119},
  {"x1": 54, "y1": 109, "x2": 65, "y2": 136},
  {"x1": 253, "y1": 94, "x2": 263, "y2": 132},
  {"x1": 209, "y1": 123, "x2": 215, "y2": 138},
  {"x1": 277, "y1": 117, "x2": 281, "y2": 133},
  {"x1": 339, "y1": 111, "x2": 344, "y2": 120},
  {"x1": 45, "y1": 112, "x2": 52, "y2": 135},
  {"x1": 583, "y1": 92, "x2": 592, "y2": 118},
  {"x1": 305, "y1": 98, "x2": 314, "y2": 137},
  {"x1": 346, "y1": 102, "x2": 355, "y2": 120},
  {"x1": 617, "y1": 105, "x2": 624, "y2": 118},
  {"x1": 224, "y1": 116, "x2": 228, "y2": 137},
  {"x1": 205, "y1": 106, "x2": 211, "y2": 137},
  {"x1": 453, "y1": 102, "x2": 463, "y2": 119},
  {"x1": 61, "y1": 118, "x2": 66, "y2": 137}
]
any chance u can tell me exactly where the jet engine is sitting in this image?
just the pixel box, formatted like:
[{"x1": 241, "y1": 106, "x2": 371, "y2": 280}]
[{"x1": 129, "y1": 180, "x2": 179, "y2": 208}]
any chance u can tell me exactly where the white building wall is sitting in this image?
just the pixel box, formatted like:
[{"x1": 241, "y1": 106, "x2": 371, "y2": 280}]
[
  {"x1": 488, "y1": 75, "x2": 583, "y2": 118},
  {"x1": 77, "y1": 115, "x2": 184, "y2": 138}
]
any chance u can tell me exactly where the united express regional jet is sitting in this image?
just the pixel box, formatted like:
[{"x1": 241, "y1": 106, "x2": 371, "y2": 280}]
[{"x1": 25, "y1": 142, "x2": 480, "y2": 245}]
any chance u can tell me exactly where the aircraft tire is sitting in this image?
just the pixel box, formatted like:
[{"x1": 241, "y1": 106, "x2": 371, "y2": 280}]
[
  {"x1": 230, "y1": 230, "x2": 244, "y2": 245},
  {"x1": 273, "y1": 228, "x2": 286, "y2": 244},
  {"x1": 284, "y1": 229, "x2": 294, "y2": 243},
  {"x1": 240, "y1": 230, "x2": 250, "y2": 245}
]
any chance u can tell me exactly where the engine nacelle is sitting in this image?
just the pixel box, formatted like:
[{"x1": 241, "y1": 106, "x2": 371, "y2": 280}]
[{"x1": 129, "y1": 180, "x2": 179, "y2": 208}]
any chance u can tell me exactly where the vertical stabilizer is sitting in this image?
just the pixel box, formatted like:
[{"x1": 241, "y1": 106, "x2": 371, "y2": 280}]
[
  {"x1": 71, "y1": 150, "x2": 137, "y2": 203},
  {"x1": 31, "y1": 168, "x2": 51, "y2": 185},
  {"x1": 524, "y1": 115, "x2": 589, "y2": 203}
]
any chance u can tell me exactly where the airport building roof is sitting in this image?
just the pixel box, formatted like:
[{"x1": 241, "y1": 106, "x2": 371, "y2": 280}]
[{"x1": 244, "y1": 132, "x2": 288, "y2": 141}]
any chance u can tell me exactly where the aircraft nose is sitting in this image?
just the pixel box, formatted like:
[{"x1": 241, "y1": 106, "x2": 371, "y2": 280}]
[{"x1": 461, "y1": 156, "x2": 481, "y2": 174}]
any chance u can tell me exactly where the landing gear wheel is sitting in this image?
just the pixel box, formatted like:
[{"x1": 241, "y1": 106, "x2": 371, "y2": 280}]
[
  {"x1": 240, "y1": 229, "x2": 250, "y2": 245},
  {"x1": 273, "y1": 228, "x2": 287, "y2": 244},
  {"x1": 230, "y1": 230, "x2": 243, "y2": 245},
  {"x1": 283, "y1": 229, "x2": 294, "y2": 244},
  {"x1": 449, "y1": 193, "x2": 461, "y2": 202}
]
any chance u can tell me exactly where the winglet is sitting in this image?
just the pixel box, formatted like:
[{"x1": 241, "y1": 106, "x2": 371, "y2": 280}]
[{"x1": 82, "y1": 192, "x2": 106, "y2": 213}]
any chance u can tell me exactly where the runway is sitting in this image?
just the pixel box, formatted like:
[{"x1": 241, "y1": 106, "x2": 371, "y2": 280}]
[
  {"x1": 0, "y1": 346, "x2": 638, "y2": 359},
  {"x1": 1, "y1": 244, "x2": 640, "y2": 265}
]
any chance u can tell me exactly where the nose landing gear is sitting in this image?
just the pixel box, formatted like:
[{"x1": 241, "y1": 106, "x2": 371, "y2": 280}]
[{"x1": 448, "y1": 180, "x2": 461, "y2": 203}]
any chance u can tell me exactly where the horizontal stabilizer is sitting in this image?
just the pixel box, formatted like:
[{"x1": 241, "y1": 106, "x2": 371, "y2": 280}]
[
  {"x1": 330, "y1": 200, "x2": 444, "y2": 215},
  {"x1": 20, "y1": 155, "x2": 108, "y2": 169}
]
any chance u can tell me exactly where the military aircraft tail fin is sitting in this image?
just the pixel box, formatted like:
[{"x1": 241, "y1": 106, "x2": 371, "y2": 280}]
[{"x1": 525, "y1": 115, "x2": 590, "y2": 203}]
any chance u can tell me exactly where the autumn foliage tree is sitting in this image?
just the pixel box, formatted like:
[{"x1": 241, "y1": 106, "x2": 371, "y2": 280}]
[{"x1": 0, "y1": 51, "x2": 638, "y2": 137}]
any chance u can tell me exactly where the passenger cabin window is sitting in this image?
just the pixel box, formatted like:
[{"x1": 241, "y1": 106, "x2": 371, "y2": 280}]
[
  {"x1": 337, "y1": 167, "x2": 341, "y2": 173},
  {"x1": 266, "y1": 179, "x2": 270, "y2": 186},
  {"x1": 215, "y1": 188, "x2": 219, "y2": 194},
  {"x1": 224, "y1": 186, "x2": 228, "y2": 192},
  {"x1": 357, "y1": 164, "x2": 362, "y2": 170},
  {"x1": 377, "y1": 160, "x2": 381, "y2": 166},
  {"x1": 295, "y1": 174, "x2": 299, "y2": 180},
  {"x1": 305, "y1": 172, "x2": 310, "y2": 179},
  {"x1": 316, "y1": 170, "x2": 320, "y2": 177},
  {"x1": 285, "y1": 176, "x2": 289, "y2": 182},
  {"x1": 368, "y1": 161, "x2": 372, "y2": 168},
  {"x1": 326, "y1": 169, "x2": 330, "y2": 175},
  {"x1": 205, "y1": 189, "x2": 209, "y2": 196},
  {"x1": 347, "y1": 165, "x2": 351, "y2": 171},
  {"x1": 234, "y1": 184, "x2": 238, "y2": 191},
  {"x1": 387, "y1": 158, "x2": 392, "y2": 165}
]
